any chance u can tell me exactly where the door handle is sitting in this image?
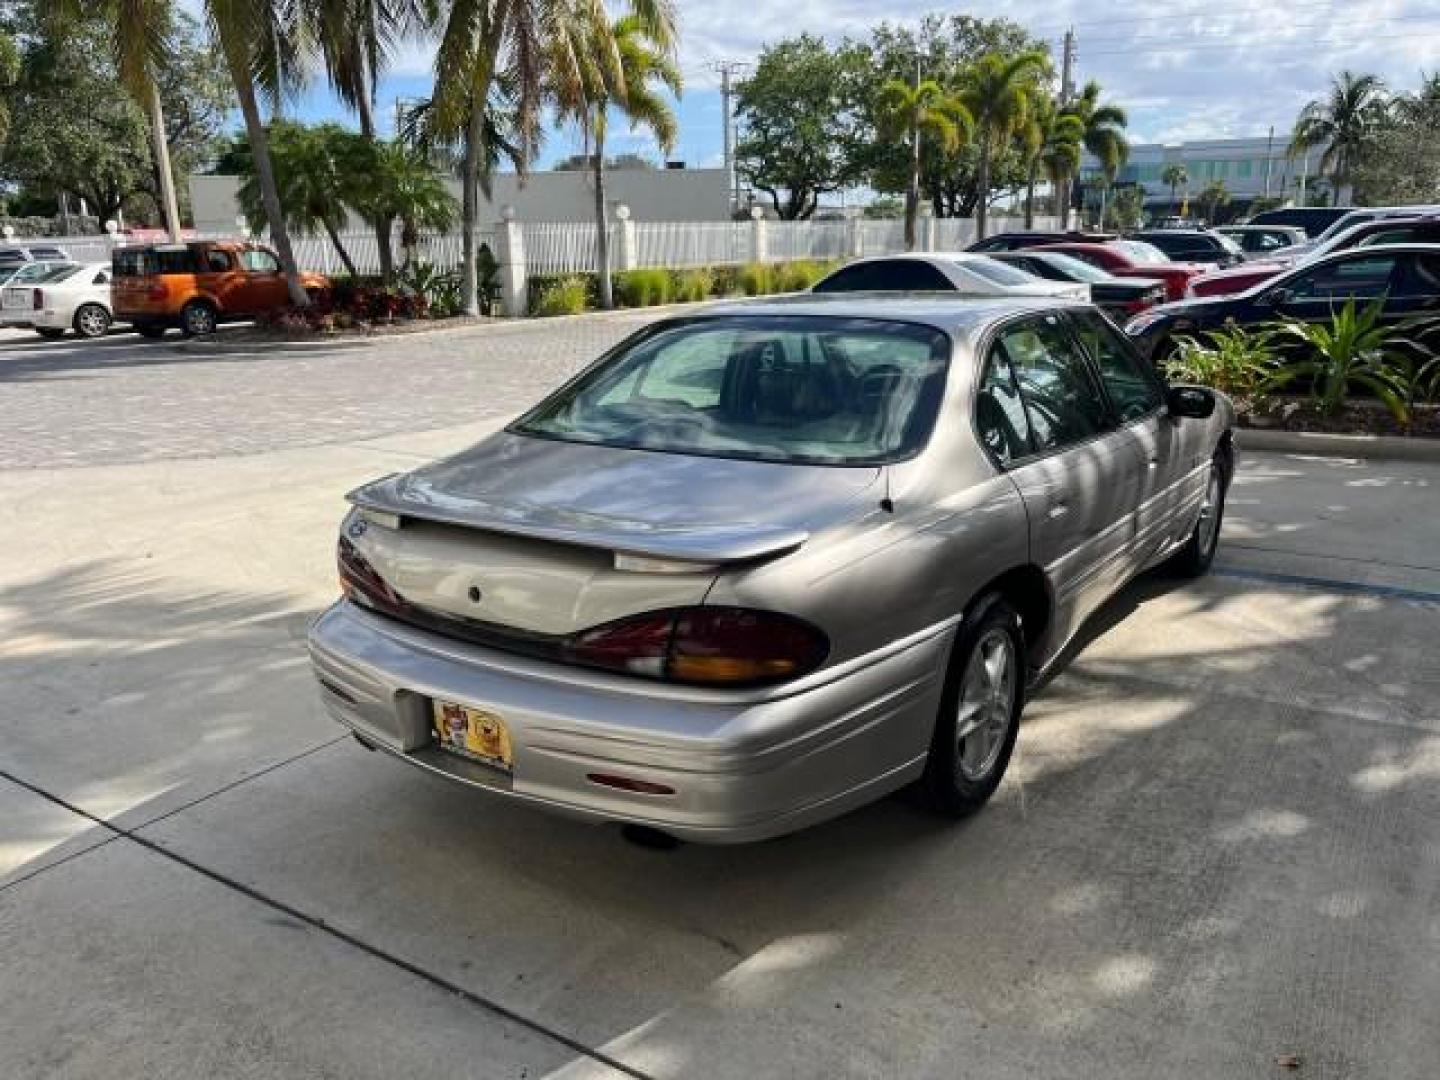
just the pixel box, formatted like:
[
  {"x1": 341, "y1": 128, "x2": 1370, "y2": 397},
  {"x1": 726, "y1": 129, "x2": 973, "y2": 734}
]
[
  {"x1": 1147, "y1": 457, "x2": 1160, "y2": 470},
  {"x1": 1047, "y1": 502, "x2": 1070, "y2": 520}
]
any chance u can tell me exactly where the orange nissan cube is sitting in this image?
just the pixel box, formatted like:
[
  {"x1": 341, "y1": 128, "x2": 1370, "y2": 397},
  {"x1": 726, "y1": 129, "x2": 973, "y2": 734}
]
[{"x1": 112, "y1": 240, "x2": 329, "y2": 338}]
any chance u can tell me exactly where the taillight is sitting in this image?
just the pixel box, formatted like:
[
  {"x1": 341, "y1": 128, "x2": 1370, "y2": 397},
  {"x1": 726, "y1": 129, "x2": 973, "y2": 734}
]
[
  {"x1": 565, "y1": 607, "x2": 828, "y2": 687},
  {"x1": 32, "y1": 288, "x2": 43, "y2": 310},
  {"x1": 337, "y1": 535, "x2": 409, "y2": 617}
]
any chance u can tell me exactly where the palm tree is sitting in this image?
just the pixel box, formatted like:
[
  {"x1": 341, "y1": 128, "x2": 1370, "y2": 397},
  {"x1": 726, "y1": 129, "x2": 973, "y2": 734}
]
[
  {"x1": 960, "y1": 49, "x2": 1049, "y2": 240},
  {"x1": 1017, "y1": 93, "x2": 1081, "y2": 229},
  {"x1": 551, "y1": 12, "x2": 681, "y2": 308},
  {"x1": 370, "y1": 141, "x2": 460, "y2": 267},
  {"x1": 1290, "y1": 71, "x2": 1388, "y2": 203},
  {"x1": 306, "y1": 0, "x2": 426, "y2": 280},
  {"x1": 1197, "y1": 179, "x2": 1229, "y2": 225},
  {"x1": 1162, "y1": 163, "x2": 1188, "y2": 215},
  {"x1": 233, "y1": 122, "x2": 363, "y2": 275},
  {"x1": 48, "y1": 0, "x2": 184, "y2": 240},
  {"x1": 1065, "y1": 80, "x2": 1128, "y2": 229},
  {"x1": 430, "y1": 0, "x2": 676, "y2": 316},
  {"x1": 875, "y1": 75, "x2": 971, "y2": 250},
  {"x1": 206, "y1": 0, "x2": 312, "y2": 307}
]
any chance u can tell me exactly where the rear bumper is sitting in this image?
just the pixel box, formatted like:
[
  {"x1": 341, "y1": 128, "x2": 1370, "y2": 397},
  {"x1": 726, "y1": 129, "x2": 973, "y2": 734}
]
[{"x1": 307, "y1": 600, "x2": 949, "y2": 843}]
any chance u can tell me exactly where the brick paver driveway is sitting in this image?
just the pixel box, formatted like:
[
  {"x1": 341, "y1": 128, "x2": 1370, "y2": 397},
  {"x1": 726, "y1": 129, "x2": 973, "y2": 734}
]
[{"x1": 0, "y1": 316, "x2": 656, "y2": 468}]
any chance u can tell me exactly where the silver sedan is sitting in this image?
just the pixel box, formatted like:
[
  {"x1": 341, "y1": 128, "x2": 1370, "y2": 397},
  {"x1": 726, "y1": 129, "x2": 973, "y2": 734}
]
[{"x1": 308, "y1": 296, "x2": 1235, "y2": 843}]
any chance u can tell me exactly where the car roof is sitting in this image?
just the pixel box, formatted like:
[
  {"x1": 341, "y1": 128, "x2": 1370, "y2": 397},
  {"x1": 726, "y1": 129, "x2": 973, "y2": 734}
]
[
  {"x1": 686, "y1": 293, "x2": 1090, "y2": 334},
  {"x1": 839, "y1": 252, "x2": 991, "y2": 266}
]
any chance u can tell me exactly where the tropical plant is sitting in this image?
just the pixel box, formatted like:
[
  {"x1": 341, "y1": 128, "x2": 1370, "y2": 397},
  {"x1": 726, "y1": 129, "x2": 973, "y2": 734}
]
[
  {"x1": 874, "y1": 75, "x2": 971, "y2": 250},
  {"x1": 549, "y1": 12, "x2": 681, "y2": 309},
  {"x1": 234, "y1": 122, "x2": 365, "y2": 275},
  {"x1": 361, "y1": 141, "x2": 459, "y2": 268},
  {"x1": 1197, "y1": 179, "x2": 1230, "y2": 225},
  {"x1": 1161, "y1": 163, "x2": 1188, "y2": 215},
  {"x1": 616, "y1": 267, "x2": 672, "y2": 307},
  {"x1": 1290, "y1": 71, "x2": 1389, "y2": 203},
  {"x1": 1065, "y1": 80, "x2": 1128, "y2": 229},
  {"x1": 959, "y1": 49, "x2": 1049, "y2": 240},
  {"x1": 431, "y1": 0, "x2": 675, "y2": 315},
  {"x1": 1383, "y1": 317, "x2": 1440, "y2": 428},
  {"x1": 1167, "y1": 323, "x2": 1280, "y2": 399},
  {"x1": 1018, "y1": 93, "x2": 1082, "y2": 229},
  {"x1": 1270, "y1": 298, "x2": 1409, "y2": 421},
  {"x1": 532, "y1": 274, "x2": 591, "y2": 316},
  {"x1": 399, "y1": 261, "x2": 463, "y2": 317}
]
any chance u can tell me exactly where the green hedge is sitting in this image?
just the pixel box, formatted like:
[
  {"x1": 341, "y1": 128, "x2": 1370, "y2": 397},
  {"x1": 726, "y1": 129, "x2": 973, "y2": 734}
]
[{"x1": 526, "y1": 260, "x2": 844, "y2": 317}]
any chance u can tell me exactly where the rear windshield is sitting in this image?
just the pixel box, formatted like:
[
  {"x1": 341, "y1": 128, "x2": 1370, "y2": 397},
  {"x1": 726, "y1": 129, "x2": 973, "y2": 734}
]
[
  {"x1": 960, "y1": 257, "x2": 1038, "y2": 286},
  {"x1": 1116, "y1": 241, "x2": 1169, "y2": 264},
  {"x1": 113, "y1": 246, "x2": 202, "y2": 276},
  {"x1": 7, "y1": 262, "x2": 66, "y2": 284},
  {"x1": 1035, "y1": 253, "x2": 1111, "y2": 283},
  {"x1": 514, "y1": 316, "x2": 952, "y2": 466},
  {"x1": 33, "y1": 264, "x2": 84, "y2": 284}
]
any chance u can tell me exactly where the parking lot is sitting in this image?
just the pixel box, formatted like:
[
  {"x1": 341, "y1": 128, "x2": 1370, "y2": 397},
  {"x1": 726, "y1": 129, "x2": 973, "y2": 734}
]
[{"x1": 3, "y1": 319, "x2": 1439, "y2": 1079}]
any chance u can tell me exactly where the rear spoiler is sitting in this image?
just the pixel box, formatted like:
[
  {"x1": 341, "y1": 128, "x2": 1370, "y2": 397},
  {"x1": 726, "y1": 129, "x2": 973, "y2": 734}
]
[{"x1": 347, "y1": 475, "x2": 808, "y2": 565}]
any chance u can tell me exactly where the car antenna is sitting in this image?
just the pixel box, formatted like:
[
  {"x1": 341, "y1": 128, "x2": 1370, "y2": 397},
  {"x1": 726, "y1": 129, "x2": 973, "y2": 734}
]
[{"x1": 879, "y1": 467, "x2": 895, "y2": 514}]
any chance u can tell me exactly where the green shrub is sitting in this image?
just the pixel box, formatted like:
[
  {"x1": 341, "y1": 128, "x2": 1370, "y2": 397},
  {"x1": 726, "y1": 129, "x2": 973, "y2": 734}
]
[
  {"x1": 673, "y1": 267, "x2": 716, "y2": 302},
  {"x1": 532, "y1": 275, "x2": 591, "y2": 317},
  {"x1": 775, "y1": 259, "x2": 828, "y2": 292},
  {"x1": 738, "y1": 263, "x2": 773, "y2": 297},
  {"x1": 1167, "y1": 323, "x2": 1279, "y2": 399},
  {"x1": 710, "y1": 265, "x2": 744, "y2": 297},
  {"x1": 1270, "y1": 297, "x2": 1409, "y2": 419},
  {"x1": 616, "y1": 267, "x2": 673, "y2": 308}
]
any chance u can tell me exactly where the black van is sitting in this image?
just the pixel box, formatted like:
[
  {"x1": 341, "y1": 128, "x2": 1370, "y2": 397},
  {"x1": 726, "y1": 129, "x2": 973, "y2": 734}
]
[{"x1": 1246, "y1": 207, "x2": 1354, "y2": 239}]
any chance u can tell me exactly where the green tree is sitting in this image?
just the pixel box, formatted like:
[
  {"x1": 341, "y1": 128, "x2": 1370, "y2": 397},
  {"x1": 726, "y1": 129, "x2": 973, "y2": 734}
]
[
  {"x1": 1197, "y1": 179, "x2": 1229, "y2": 225},
  {"x1": 1161, "y1": 163, "x2": 1188, "y2": 214},
  {"x1": 370, "y1": 141, "x2": 459, "y2": 266},
  {"x1": 1106, "y1": 184, "x2": 1145, "y2": 230},
  {"x1": 232, "y1": 122, "x2": 365, "y2": 274},
  {"x1": 550, "y1": 12, "x2": 680, "y2": 308},
  {"x1": 735, "y1": 34, "x2": 864, "y2": 219},
  {"x1": 0, "y1": 28, "x2": 18, "y2": 149},
  {"x1": 1065, "y1": 80, "x2": 1128, "y2": 229},
  {"x1": 849, "y1": 15, "x2": 1041, "y2": 219},
  {"x1": 875, "y1": 75, "x2": 970, "y2": 249},
  {"x1": 430, "y1": 0, "x2": 674, "y2": 314},
  {"x1": 1351, "y1": 72, "x2": 1440, "y2": 205},
  {"x1": 960, "y1": 49, "x2": 1049, "y2": 239},
  {"x1": 1017, "y1": 93, "x2": 1081, "y2": 228},
  {"x1": 305, "y1": 0, "x2": 426, "y2": 280},
  {"x1": 1290, "y1": 71, "x2": 1389, "y2": 203}
]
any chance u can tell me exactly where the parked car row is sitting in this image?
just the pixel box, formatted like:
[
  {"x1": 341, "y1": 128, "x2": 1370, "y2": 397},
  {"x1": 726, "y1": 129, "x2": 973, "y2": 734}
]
[{"x1": 0, "y1": 239, "x2": 328, "y2": 340}]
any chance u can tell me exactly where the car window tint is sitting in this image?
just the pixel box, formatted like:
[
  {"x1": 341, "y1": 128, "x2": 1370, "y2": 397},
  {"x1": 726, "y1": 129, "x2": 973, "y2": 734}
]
[
  {"x1": 812, "y1": 260, "x2": 953, "y2": 292},
  {"x1": 243, "y1": 249, "x2": 281, "y2": 273},
  {"x1": 975, "y1": 346, "x2": 1033, "y2": 465},
  {"x1": 997, "y1": 315, "x2": 1113, "y2": 452},
  {"x1": 1072, "y1": 312, "x2": 1164, "y2": 422},
  {"x1": 1396, "y1": 253, "x2": 1440, "y2": 297},
  {"x1": 206, "y1": 249, "x2": 233, "y2": 272},
  {"x1": 1287, "y1": 255, "x2": 1398, "y2": 300},
  {"x1": 961, "y1": 258, "x2": 1037, "y2": 286}
]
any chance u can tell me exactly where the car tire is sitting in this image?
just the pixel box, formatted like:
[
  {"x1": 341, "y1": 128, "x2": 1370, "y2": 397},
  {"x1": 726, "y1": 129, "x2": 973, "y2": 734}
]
[
  {"x1": 36, "y1": 327, "x2": 67, "y2": 339},
  {"x1": 134, "y1": 323, "x2": 168, "y2": 339},
  {"x1": 917, "y1": 594, "x2": 1025, "y2": 818},
  {"x1": 180, "y1": 301, "x2": 218, "y2": 337},
  {"x1": 72, "y1": 303, "x2": 111, "y2": 339},
  {"x1": 1168, "y1": 453, "x2": 1230, "y2": 578}
]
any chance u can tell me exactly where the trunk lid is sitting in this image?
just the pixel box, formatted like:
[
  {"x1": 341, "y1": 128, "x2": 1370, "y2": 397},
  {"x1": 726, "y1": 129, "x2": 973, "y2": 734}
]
[{"x1": 347, "y1": 432, "x2": 881, "y2": 637}]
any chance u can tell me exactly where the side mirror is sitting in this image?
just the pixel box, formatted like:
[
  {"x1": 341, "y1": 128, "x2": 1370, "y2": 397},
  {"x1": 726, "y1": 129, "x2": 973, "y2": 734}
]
[
  {"x1": 1167, "y1": 385, "x2": 1216, "y2": 420},
  {"x1": 1266, "y1": 287, "x2": 1293, "y2": 308}
]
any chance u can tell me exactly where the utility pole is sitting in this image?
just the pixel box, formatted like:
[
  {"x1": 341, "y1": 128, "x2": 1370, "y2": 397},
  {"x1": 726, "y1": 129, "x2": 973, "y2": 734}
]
[
  {"x1": 1263, "y1": 125, "x2": 1275, "y2": 201},
  {"x1": 1060, "y1": 28, "x2": 1076, "y2": 104},
  {"x1": 711, "y1": 62, "x2": 749, "y2": 215}
]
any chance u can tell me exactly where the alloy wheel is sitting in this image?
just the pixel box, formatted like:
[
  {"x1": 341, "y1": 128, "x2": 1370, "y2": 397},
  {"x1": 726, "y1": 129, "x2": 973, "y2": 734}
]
[
  {"x1": 75, "y1": 305, "x2": 109, "y2": 338},
  {"x1": 955, "y1": 628, "x2": 1018, "y2": 781}
]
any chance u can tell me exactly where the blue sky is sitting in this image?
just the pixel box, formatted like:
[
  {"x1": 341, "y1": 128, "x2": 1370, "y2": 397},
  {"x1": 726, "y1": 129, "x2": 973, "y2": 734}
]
[{"x1": 251, "y1": 0, "x2": 1440, "y2": 167}]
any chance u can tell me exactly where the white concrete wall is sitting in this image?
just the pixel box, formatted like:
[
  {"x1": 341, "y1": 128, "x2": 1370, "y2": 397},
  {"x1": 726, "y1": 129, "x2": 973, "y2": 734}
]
[{"x1": 188, "y1": 168, "x2": 731, "y2": 234}]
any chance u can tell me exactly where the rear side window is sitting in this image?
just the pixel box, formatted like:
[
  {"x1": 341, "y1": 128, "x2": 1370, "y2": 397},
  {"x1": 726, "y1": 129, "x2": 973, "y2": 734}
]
[
  {"x1": 113, "y1": 248, "x2": 201, "y2": 275},
  {"x1": 994, "y1": 315, "x2": 1113, "y2": 452},
  {"x1": 1288, "y1": 255, "x2": 1399, "y2": 301},
  {"x1": 242, "y1": 249, "x2": 281, "y2": 273},
  {"x1": 975, "y1": 348, "x2": 1034, "y2": 465},
  {"x1": 205, "y1": 249, "x2": 234, "y2": 272},
  {"x1": 812, "y1": 260, "x2": 954, "y2": 293}
]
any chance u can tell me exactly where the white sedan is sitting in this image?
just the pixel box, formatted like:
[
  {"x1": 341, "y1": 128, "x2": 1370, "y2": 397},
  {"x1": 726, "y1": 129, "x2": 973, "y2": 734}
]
[
  {"x1": 812, "y1": 253, "x2": 1090, "y2": 300},
  {"x1": 0, "y1": 262, "x2": 115, "y2": 339}
]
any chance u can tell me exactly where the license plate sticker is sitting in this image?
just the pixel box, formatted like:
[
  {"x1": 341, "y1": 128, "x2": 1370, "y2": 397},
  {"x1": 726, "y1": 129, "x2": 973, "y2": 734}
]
[{"x1": 432, "y1": 700, "x2": 513, "y2": 771}]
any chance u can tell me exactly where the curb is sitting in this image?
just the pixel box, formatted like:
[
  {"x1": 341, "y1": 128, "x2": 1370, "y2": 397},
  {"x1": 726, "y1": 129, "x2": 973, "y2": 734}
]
[{"x1": 1237, "y1": 427, "x2": 1440, "y2": 463}]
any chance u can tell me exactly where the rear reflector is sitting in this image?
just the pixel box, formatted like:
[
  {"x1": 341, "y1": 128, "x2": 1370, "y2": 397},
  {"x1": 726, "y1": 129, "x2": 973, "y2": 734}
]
[{"x1": 586, "y1": 773, "x2": 676, "y2": 796}]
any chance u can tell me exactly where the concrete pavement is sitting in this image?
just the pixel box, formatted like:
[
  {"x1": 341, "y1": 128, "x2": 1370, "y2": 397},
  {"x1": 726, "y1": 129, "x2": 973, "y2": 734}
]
[{"x1": 2, "y1": 324, "x2": 1438, "y2": 1079}]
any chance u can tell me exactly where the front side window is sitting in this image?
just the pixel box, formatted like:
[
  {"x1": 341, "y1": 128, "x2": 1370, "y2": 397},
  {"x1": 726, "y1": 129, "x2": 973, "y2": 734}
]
[
  {"x1": 242, "y1": 248, "x2": 281, "y2": 273},
  {"x1": 975, "y1": 347, "x2": 1033, "y2": 465},
  {"x1": 994, "y1": 315, "x2": 1113, "y2": 453},
  {"x1": 514, "y1": 316, "x2": 951, "y2": 466},
  {"x1": 1286, "y1": 256, "x2": 1399, "y2": 301},
  {"x1": 1072, "y1": 312, "x2": 1165, "y2": 422}
]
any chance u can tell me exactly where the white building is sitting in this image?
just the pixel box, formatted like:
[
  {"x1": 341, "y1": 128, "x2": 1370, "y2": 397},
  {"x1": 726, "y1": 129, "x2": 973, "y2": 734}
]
[
  {"x1": 1081, "y1": 136, "x2": 1328, "y2": 211},
  {"x1": 188, "y1": 167, "x2": 732, "y2": 233}
]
